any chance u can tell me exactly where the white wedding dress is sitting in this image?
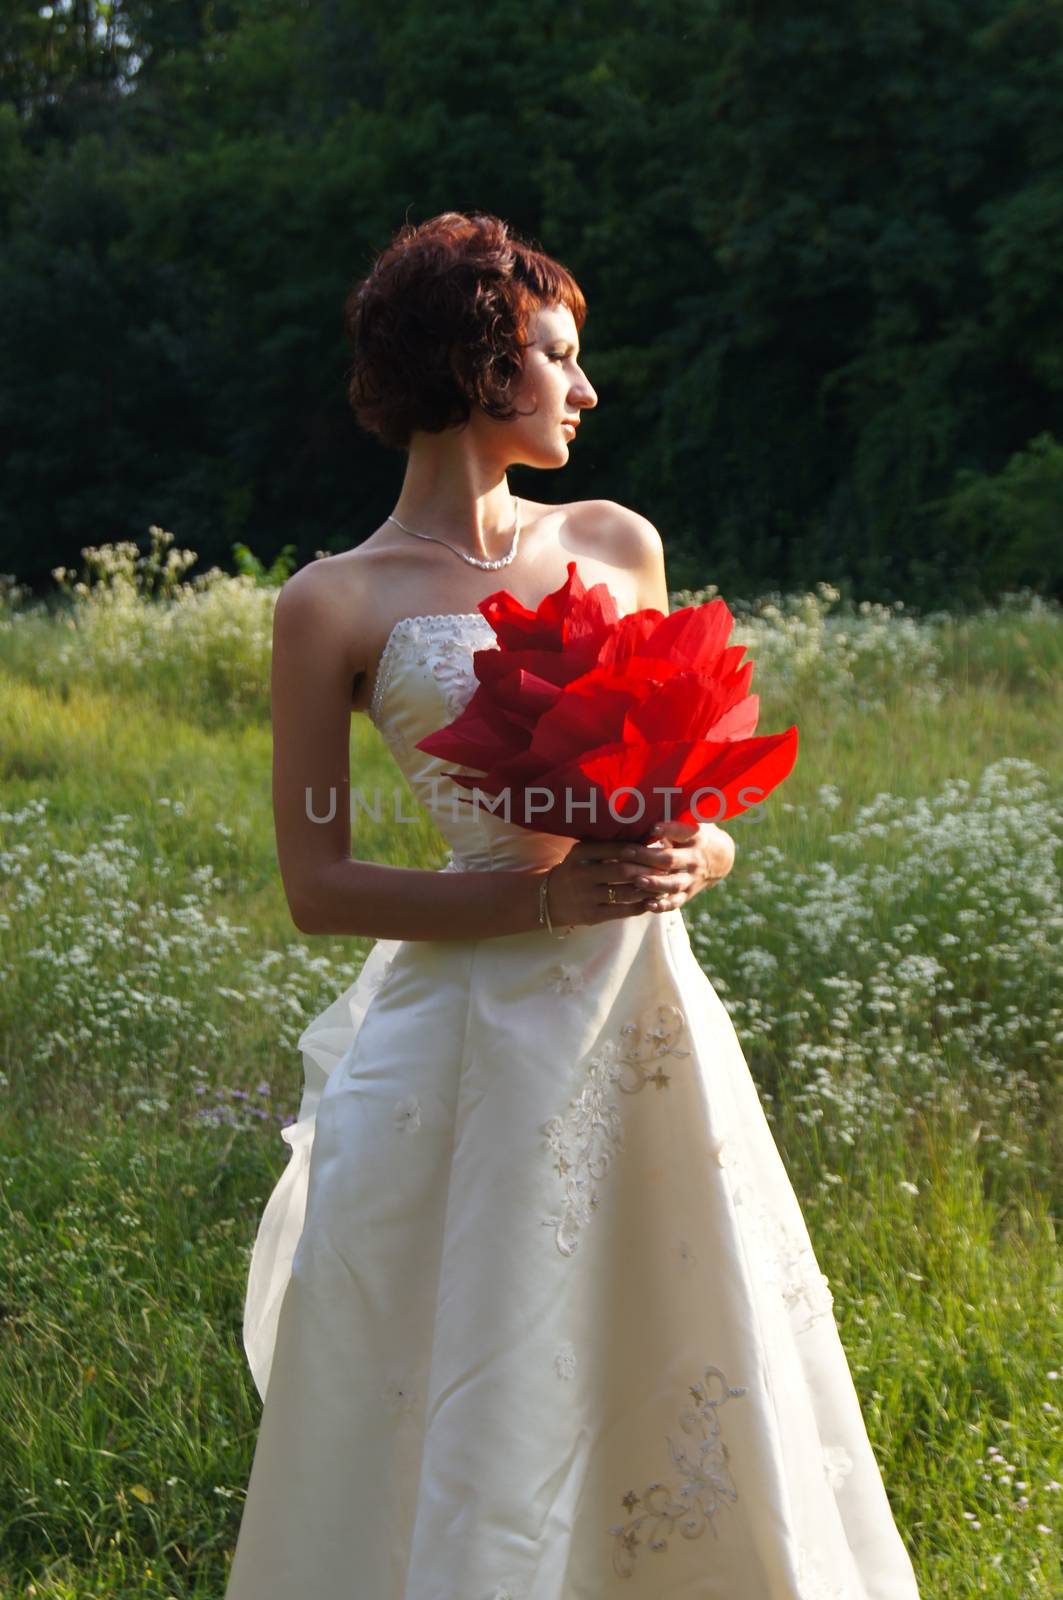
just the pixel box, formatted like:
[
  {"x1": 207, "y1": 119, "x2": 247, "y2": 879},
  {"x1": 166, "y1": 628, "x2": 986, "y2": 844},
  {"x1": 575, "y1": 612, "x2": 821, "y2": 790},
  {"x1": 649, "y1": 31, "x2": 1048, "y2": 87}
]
[{"x1": 225, "y1": 612, "x2": 921, "y2": 1600}]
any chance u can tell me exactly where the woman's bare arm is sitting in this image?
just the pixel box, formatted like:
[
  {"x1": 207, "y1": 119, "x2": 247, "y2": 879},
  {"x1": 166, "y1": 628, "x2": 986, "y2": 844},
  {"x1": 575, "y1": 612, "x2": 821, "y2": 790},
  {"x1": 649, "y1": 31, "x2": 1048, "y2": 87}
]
[{"x1": 270, "y1": 565, "x2": 551, "y2": 941}]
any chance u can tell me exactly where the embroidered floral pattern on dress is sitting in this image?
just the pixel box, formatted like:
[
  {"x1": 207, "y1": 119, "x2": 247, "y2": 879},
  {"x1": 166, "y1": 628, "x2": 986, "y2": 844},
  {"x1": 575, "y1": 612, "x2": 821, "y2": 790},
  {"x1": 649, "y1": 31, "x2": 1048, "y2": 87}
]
[
  {"x1": 823, "y1": 1443, "x2": 854, "y2": 1490},
  {"x1": 796, "y1": 1544, "x2": 851, "y2": 1599},
  {"x1": 545, "y1": 962, "x2": 586, "y2": 996},
  {"x1": 607, "y1": 1364, "x2": 748, "y2": 1579},
  {"x1": 554, "y1": 1340, "x2": 577, "y2": 1381},
  {"x1": 380, "y1": 1376, "x2": 416, "y2": 1416},
  {"x1": 393, "y1": 1095, "x2": 422, "y2": 1133},
  {"x1": 541, "y1": 1003, "x2": 692, "y2": 1257},
  {"x1": 674, "y1": 1237, "x2": 698, "y2": 1273},
  {"x1": 724, "y1": 1136, "x2": 836, "y2": 1333},
  {"x1": 370, "y1": 612, "x2": 495, "y2": 732}
]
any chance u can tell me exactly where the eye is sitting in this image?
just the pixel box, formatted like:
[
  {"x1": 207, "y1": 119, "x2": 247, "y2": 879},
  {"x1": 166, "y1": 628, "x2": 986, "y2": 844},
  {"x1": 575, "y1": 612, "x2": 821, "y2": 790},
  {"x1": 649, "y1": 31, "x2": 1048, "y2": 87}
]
[{"x1": 548, "y1": 352, "x2": 566, "y2": 361}]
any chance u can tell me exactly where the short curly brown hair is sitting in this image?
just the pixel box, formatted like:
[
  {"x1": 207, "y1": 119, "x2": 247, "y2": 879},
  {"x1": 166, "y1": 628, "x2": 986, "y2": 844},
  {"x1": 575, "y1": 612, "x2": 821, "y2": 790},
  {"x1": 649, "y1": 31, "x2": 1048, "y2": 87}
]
[{"x1": 342, "y1": 211, "x2": 587, "y2": 451}]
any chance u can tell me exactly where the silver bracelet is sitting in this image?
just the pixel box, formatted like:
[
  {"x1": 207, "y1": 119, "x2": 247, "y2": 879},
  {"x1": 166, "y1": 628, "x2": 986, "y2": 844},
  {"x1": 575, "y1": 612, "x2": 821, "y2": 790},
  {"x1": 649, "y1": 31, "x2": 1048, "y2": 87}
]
[{"x1": 537, "y1": 866, "x2": 571, "y2": 939}]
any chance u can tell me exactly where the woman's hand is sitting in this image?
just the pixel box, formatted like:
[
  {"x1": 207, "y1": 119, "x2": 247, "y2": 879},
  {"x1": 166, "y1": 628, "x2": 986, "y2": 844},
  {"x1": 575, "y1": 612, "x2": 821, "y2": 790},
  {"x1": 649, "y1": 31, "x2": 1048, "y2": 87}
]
[
  {"x1": 542, "y1": 836, "x2": 673, "y2": 929},
  {"x1": 540, "y1": 821, "x2": 735, "y2": 930},
  {"x1": 614, "y1": 819, "x2": 735, "y2": 914}
]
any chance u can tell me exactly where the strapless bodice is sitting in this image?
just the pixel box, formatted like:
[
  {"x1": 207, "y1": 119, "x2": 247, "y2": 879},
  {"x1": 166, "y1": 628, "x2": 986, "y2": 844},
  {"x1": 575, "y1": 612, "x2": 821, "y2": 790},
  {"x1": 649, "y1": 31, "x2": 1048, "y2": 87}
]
[{"x1": 367, "y1": 611, "x2": 573, "y2": 874}]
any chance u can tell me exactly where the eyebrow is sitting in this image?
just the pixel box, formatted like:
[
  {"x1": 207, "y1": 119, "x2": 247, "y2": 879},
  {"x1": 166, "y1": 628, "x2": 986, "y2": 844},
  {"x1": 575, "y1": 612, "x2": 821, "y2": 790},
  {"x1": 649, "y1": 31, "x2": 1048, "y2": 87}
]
[{"x1": 546, "y1": 340, "x2": 580, "y2": 354}]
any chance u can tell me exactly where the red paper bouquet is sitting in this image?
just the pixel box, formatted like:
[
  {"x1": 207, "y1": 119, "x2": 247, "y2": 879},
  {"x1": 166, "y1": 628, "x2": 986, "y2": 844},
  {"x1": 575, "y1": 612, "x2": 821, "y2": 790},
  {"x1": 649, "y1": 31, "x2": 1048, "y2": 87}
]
[{"x1": 414, "y1": 561, "x2": 798, "y2": 843}]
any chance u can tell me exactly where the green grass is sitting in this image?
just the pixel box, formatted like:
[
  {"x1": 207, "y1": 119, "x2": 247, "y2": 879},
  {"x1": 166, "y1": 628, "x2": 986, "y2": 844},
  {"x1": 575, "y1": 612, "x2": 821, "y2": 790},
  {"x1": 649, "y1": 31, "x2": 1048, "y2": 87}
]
[{"x1": 0, "y1": 548, "x2": 1060, "y2": 1597}]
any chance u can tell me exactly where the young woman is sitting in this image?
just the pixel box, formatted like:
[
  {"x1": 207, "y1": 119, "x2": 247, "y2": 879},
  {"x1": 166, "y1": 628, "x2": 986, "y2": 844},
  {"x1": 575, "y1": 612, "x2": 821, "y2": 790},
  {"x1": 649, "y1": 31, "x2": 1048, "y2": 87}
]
[{"x1": 225, "y1": 212, "x2": 921, "y2": 1599}]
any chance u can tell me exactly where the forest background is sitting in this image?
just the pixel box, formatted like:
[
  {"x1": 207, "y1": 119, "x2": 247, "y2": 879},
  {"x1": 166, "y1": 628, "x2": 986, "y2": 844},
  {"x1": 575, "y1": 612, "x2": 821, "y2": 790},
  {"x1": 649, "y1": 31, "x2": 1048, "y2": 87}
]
[{"x1": 2, "y1": 0, "x2": 1063, "y2": 609}]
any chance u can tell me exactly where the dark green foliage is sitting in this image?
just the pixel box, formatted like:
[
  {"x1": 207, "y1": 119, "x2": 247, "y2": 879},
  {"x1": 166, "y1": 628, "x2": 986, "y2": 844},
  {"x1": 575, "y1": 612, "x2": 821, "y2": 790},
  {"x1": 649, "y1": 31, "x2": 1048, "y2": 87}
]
[
  {"x1": 1, "y1": 0, "x2": 1061, "y2": 609},
  {"x1": 917, "y1": 431, "x2": 1063, "y2": 603},
  {"x1": 231, "y1": 539, "x2": 298, "y2": 587}
]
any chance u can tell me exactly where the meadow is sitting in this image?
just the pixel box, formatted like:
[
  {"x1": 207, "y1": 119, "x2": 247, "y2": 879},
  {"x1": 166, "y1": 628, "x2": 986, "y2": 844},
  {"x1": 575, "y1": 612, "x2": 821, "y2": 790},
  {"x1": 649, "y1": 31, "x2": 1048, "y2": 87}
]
[{"x1": 0, "y1": 529, "x2": 1059, "y2": 1597}]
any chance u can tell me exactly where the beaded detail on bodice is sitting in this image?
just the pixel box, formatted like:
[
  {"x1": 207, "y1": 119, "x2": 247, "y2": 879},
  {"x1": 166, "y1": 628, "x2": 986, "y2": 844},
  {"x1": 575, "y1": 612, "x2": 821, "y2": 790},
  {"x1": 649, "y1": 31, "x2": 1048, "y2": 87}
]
[
  {"x1": 366, "y1": 612, "x2": 571, "y2": 875},
  {"x1": 369, "y1": 612, "x2": 486, "y2": 728}
]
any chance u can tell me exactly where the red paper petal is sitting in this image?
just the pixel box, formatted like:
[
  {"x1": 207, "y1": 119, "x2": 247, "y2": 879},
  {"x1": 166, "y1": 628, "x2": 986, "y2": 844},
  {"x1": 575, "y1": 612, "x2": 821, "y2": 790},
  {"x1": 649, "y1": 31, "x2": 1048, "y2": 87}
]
[
  {"x1": 620, "y1": 668, "x2": 757, "y2": 743},
  {"x1": 473, "y1": 644, "x2": 596, "y2": 694},
  {"x1": 645, "y1": 600, "x2": 737, "y2": 669},
  {"x1": 477, "y1": 560, "x2": 620, "y2": 653},
  {"x1": 527, "y1": 675, "x2": 658, "y2": 765},
  {"x1": 705, "y1": 695, "x2": 761, "y2": 742},
  {"x1": 415, "y1": 690, "x2": 531, "y2": 766}
]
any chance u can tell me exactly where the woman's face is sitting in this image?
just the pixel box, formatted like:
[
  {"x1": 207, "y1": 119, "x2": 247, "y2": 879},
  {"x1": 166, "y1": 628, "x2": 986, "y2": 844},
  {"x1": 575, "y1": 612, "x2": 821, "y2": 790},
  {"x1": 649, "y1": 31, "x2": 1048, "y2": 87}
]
[{"x1": 500, "y1": 301, "x2": 597, "y2": 469}]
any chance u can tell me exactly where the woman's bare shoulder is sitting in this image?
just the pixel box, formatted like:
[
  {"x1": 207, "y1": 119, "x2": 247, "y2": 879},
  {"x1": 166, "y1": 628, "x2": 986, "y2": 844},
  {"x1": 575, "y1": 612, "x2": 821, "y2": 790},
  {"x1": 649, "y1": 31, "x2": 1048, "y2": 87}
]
[
  {"x1": 568, "y1": 498, "x2": 665, "y2": 570},
  {"x1": 271, "y1": 552, "x2": 375, "y2": 686},
  {"x1": 275, "y1": 535, "x2": 439, "y2": 701},
  {"x1": 275, "y1": 536, "x2": 400, "y2": 617},
  {"x1": 274, "y1": 553, "x2": 356, "y2": 626}
]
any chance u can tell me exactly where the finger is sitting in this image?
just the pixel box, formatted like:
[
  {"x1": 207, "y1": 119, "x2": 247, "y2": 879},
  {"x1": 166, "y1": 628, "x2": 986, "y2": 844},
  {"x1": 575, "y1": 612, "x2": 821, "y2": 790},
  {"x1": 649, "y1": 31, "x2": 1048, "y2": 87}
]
[
  {"x1": 633, "y1": 874, "x2": 679, "y2": 894},
  {"x1": 631, "y1": 841, "x2": 669, "y2": 855},
  {"x1": 647, "y1": 823, "x2": 699, "y2": 845},
  {"x1": 637, "y1": 855, "x2": 685, "y2": 877},
  {"x1": 614, "y1": 847, "x2": 683, "y2": 872},
  {"x1": 598, "y1": 901, "x2": 648, "y2": 921},
  {"x1": 648, "y1": 882, "x2": 691, "y2": 906},
  {"x1": 589, "y1": 861, "x2": 669, "y2": 888},
  {"x1": 578, "y1": 850, "x2": 642, "y2": 869},
  {"x1": 586, "y1": 833, "x2": 675, "y2": 857},
  {"x1": 645, "y1": 875, "x2": 692, "y2": 899},
  {"x1": 599, "y1": 884, "x2": 652, "y2": 909},
  {"x1": 606, "y1": 885, "x2": 650, "y2": 906}
]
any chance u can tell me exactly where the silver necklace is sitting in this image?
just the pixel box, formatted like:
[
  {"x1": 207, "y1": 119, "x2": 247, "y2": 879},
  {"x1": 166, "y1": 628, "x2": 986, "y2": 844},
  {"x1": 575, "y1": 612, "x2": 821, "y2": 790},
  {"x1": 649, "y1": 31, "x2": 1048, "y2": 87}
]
[{"x1": 386, "y1": 496, "x2": 522, "y2": 570}]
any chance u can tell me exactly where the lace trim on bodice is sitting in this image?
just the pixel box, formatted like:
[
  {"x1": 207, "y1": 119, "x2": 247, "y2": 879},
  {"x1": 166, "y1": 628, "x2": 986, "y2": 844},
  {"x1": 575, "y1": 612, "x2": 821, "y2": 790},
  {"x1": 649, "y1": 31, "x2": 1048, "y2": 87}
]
[{"x1": 368, "y1": 611, "x2": 493, "y2": 730}]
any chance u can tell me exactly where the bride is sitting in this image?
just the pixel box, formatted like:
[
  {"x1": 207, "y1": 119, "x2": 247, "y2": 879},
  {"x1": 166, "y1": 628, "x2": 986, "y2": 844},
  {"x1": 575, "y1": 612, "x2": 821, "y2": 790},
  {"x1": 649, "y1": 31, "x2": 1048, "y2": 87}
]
[{"x1": 224, "y1": 211, "x2": 921, "y2": 1600}]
